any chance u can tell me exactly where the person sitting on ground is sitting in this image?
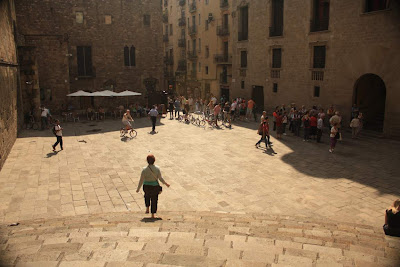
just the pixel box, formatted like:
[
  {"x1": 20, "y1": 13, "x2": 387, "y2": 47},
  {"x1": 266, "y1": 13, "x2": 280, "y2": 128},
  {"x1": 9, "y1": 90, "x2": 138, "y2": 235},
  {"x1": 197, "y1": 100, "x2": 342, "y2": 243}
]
[
  {"x1": 122, "y1": 109, "x2": 134, "y2": 131},
  {"x1": 383, "y1": 199, "x2": 400, "y2": 237}
]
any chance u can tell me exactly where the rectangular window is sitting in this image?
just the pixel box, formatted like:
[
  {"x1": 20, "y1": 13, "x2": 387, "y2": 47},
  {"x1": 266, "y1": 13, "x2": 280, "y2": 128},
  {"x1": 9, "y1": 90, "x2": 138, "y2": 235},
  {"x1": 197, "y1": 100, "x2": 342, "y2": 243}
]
[
  {"x1": 273, "y1": 83, "x2": 278, "y2": 93},
  {"x1": 365, "y1": 0, "x2": 387, "y2": 12},
  {"x1": 311, "y1": 0, "x2": 329, "y2": 32},
  {"x1": 313, "y1": 45, "x2": 326, "y2": 68},
  {"x1": 77, "y1": 46, "x2": 93, "y2": 76},
  {"x1": 76, "y1": 12, "x2": 84, "y2": 23},
  {"x1": 199, "y1": 14, "x2": 201, "y2": 25},
  {"x1": 143, "y1": 14, "x2": 151, "y2": 26},
  {"x1": 314, "y1": 86, "x2": 320, "y2": 97},
  {"x1": 170, "y1": 24, "x2": 173, "y2": 35},
  {"x1": 205, "y1": 66, "x2": 209, "y2": 74},
  {"x1": 241, "y1": 80, "x2": 245, "y2": 89},
  {"x1": 205, "y1": 20, "x2": 209, "y2": 30},
  {"x1": 199, "y1": 62, "x2": 201, "y2": 72},
  {"x1": 199, "y1": 38, "x2": 201, "y2": 52},
  {"x1": 272, "y1": 48, "x2": 282, "y2": 68},
  {"x1": 238, "y1": 6, "x2": 248, "y2": 41},
  {"x1": 270, "y1": 0, "x2": 283, "y2": 37},
  {"x1": 205, "y1": 45, "x2": 209, "y2": 58},
  {"x1": 240, "y1": 51, "x2": 247, "y2": 68}
]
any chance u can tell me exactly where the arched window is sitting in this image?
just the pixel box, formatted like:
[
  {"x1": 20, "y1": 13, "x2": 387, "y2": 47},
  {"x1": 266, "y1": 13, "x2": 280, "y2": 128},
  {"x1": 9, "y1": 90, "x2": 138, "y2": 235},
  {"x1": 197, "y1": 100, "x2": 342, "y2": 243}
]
[{"x1": 124, "y1": 46, "x2": 136, "y2": 66}]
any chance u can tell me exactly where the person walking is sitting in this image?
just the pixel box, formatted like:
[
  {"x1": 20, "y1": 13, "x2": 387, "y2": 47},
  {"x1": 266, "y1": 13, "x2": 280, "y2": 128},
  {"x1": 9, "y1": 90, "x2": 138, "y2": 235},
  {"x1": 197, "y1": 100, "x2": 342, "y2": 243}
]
[
  {"x1": 302, "y1": 112, "x2": 311, "y2": 141},
  {"x1": 148, "y1": 105, "x2": 159, "y2": 133},
  {"x1": 40, "y1": 105, "x2": 50, "y2": 130},
  {"x1": 350, "y1": 115, "x2": 361, "y2": 139},
  {"x1": 282, "y1": 112, "x2": 288, "y2": 135},
  {"x1": 213, "y1": 102, "x2": 221, "y2": 128},
  {"x1": 168, "y1": 99, "x2": 174, "y2": 120},
  {"x1": 52, "y1": 119, "x2": 63, "y2": 151},
  {"x1": 276, "y1": 112, "x2": 283, "y2": 139},
  {"x1": 246, "y1": 99, "x2": 255, "y2": 121},
  {"x1": 329, "y1": 124, "x2": 339, "y2": 153},
  {"x1": 256, "y1": 118, "x2": 271, "y2": 148},
  {"x1": 316, "y1": 115, "x2": 323, "y2": 143},
  {"x1": 173, "y1": 98, "x2": 181, "y2": 118},
  {"x1": 272, "y1": 107, "x2": 279, "y2": 131},
  {"x1": 136, "y1": 155, "x2": 170, "y2": 218}
]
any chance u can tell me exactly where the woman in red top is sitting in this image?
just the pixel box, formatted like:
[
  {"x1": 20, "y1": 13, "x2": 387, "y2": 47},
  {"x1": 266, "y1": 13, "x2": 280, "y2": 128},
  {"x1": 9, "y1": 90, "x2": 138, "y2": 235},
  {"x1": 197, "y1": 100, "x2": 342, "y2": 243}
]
[
  {"x1": 309, "y1": 115, "x2": 318, "y2": 140},
  {"x1": 276, "y1": 112, "x2": 283, "y2": 139},
  {"x1": 255, "y1": 118, "x2": 271, "y2": 148},
  {"x1": 302, "y1": 112, "x2": 311, "y2": 141}
]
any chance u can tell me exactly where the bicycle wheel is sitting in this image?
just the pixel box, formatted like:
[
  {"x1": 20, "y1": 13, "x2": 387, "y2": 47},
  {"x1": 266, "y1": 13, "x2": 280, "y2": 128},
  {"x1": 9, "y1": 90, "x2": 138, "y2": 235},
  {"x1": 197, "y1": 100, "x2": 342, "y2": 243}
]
[
  {"x1": 120, "y1": 128, "x2": 126, "y2": 137},
  {"x1": 129, "y1": 129, "x2": 137, "y2": 138},
  {"x1": 32, "y1": 123, "x2": 39, "y2": 130},
  {"x1": 199, "y1": 119, "x2": 206, "y2": 127}
]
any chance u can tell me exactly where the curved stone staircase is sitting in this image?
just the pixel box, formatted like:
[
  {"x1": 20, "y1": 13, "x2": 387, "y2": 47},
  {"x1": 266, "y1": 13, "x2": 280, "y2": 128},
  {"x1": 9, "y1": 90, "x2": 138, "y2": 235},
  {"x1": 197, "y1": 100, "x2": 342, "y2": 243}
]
[{"x1": 0, "y1": 211, "x2": 399, "y2": 267}]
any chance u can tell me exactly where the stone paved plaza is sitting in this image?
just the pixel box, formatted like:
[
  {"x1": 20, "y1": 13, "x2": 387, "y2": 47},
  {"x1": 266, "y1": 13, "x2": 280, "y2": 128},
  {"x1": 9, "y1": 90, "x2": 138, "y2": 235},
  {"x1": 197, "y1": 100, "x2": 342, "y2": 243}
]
[
  {"x1": 1, "y1": 117, "x2": 399, "y2": 227},
  {"x1": 1, "y1": 117, "x2": 400, "y2": 266}
]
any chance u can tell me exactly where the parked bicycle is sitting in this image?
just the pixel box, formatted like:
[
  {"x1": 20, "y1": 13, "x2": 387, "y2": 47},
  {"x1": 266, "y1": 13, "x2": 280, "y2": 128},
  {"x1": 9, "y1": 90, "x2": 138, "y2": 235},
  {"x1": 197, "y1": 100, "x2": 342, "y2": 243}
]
[{"x1": 24, "y1": 114, "x2": 39, "y2": 130}]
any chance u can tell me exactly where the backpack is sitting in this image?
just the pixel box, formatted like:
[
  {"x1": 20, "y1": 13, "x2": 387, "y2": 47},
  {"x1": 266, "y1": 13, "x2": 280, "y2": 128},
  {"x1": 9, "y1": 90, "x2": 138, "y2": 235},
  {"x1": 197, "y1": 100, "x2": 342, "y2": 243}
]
[{"x1": 52, "y1": 125, "x2": 57, "y2": 136}]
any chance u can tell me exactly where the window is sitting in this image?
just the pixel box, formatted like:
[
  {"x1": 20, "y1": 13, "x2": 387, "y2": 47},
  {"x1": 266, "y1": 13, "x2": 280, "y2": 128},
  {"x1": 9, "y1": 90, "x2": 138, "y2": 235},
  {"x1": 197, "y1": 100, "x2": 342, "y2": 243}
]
[
  {"x1": 310, "y1": 0, "x2": 329, "y2": 32},
  {"x1": 205, "y1": 45, "x2": 209, "y2": 58},
  {"x1": 313, "y1": 45, "x2": 326, "y2": 68},
  {"x1": 143, "y1": 14, "x2": 151, "y2": 26},
  {"x1": 77, "y1": 46, "x2": 93, "y2": 76},
  {"x1": 238, "y1": 6, "x2": 248, "y2": 41},
  {"x1": 314, "y1": 86, "x2": 320, "y2": 97},
  {"x1": 199, "y1": 38, "x2": 201, "y2": 52},
  {"x1": 170, "y1": 24, "x2": 173, "y2": 35},
  {"x1": 124, "y1": 46, "x2": 136, "y2": 66},
  {"x1": 199, "y1": 62, "x2": 201, "y2": 72},
  {"x1": 205, "y1": 20, "x2": 209, "y2": 30},
  {"x1": 76, "y1": 12, "x2": 83, "y2": 23},
  {"x1": 205, "y1": 66, "x2": 209, "y2": 74},
  {"x1": 365, "y1": 0, "x2": 387, "y2": 12},
  {"x1": 206, "y1": 0, "x2": 209, "y2": 4},
  {"x1": 241, "y1": 80, "x2": 245, "y2": 89},
  {"x1": 272, "y1": 48, "x2": 282, "y2": 68},
  {"x1": 105, "y1": 15, "x2": 112, "y2": 24},
  {"x1": 199, "y1": 14, "x2": 201, "y2": 25},
  {"x1": 240, "y1": 51, "x2": 247, "y2": 68},
  {"x1": 273, "y1": 83, "x2": 278, "y2": 93},
  {"x1": 270, "y1": 0, "x2": 283, "y2": 37}
]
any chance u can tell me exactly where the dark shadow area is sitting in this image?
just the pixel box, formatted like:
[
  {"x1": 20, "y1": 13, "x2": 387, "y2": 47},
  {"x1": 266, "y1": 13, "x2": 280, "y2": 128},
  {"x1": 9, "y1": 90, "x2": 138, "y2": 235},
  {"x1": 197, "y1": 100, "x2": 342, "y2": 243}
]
[
  {"x1": 140, "y1": 217, "x2": 162, "y2": 223},
  {"x1": 233, "y1": 119, "x2": 400, "y2": 196},
  {"x1": 45, "y1": 151, "x2": 58, "y2": 158}
]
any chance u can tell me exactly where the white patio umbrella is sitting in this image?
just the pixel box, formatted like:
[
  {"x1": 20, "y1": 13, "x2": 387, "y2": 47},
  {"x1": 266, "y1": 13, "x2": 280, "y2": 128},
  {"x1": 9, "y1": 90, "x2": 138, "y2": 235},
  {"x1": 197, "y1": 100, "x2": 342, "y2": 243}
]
[
  {"x1": 66, "y1": 90, "x2": 93, "y2": 97},
  {"x1": 91, "y1": 90, "x2": 116, "y2": 97},
  {"x1": 115, "y1": 90, "x2": 142, "y2": 96}
]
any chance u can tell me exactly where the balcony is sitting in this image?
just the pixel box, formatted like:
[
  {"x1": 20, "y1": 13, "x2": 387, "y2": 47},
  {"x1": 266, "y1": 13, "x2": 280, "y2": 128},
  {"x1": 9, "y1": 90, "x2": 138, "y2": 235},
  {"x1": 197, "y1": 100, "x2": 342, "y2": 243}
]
[
  {"x1": 178, "y1": 38, "x2": 186, "y2": 48},
  {"x1": 220, "y1": 0, "x2": 229, "y2": 9},
  {"x1": 176, "y1": 60, "x2": 187, "y2": 74},
  {"x1": 178, "y1": 17, "x2": 186, "y2": 27},
  {"x1": 220, "y1": 73, "x2": 228, "y2": 84},
  {"x1": 162, "y1": 12, "x2": 168, "y2": 23},
  {"x1": 310, "y1": 18, "x2": 329, "y2": 32},
  {"x1": 271, "y1": 69, "x2": 280, "y2": 79},
  {"x1": 269, "y1": 25, "x2": 283, "y2": 37},
  {"x1": 163, "y1": 34, "x2": 169, "y2": 42},
  {"x1": 164, "y1": 56, "x2": 174, "y2": 65},
  {"x1": 187, "y1": 50, "x2": 198, "y2": 60},
  {"x1": 179, "y1": 0, "x2": 186, "y2": 6},
  {"x1": 217, "y1": 25, "x2": 230, "y2": 36},
  {"x1": 214, "y1": 54, "x2": 232, "y2": 64},
  {"x1": 189, "y1": 25, "x2": 197, "y2": 36},
  {"x1": 189, "y1": 2, "x2": 196, "y2": 13},
  {"x1": 311, "y1": 70, "x2": 324, "y2": 81}
]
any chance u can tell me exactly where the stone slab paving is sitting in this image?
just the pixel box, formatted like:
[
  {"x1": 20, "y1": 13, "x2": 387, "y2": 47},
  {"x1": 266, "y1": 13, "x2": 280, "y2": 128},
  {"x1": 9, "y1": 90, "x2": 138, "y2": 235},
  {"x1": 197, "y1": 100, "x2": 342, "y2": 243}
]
[
  {"x1": 0, "y1": 211, "x2": 399, "y2": 266},
  {"x1": 0, "y1": 117, "x2": 399, "y2": 228}
]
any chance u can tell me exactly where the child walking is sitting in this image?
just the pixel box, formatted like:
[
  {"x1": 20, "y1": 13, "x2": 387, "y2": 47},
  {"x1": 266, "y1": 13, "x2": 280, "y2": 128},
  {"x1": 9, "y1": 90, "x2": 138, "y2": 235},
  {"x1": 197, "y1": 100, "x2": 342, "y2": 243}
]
[
  {"x1": 52, "y1": 120, "x2": 63, "y2": 151},
  {"x1": 329, "y1": 124, "x2": 338, "y2": 153}
]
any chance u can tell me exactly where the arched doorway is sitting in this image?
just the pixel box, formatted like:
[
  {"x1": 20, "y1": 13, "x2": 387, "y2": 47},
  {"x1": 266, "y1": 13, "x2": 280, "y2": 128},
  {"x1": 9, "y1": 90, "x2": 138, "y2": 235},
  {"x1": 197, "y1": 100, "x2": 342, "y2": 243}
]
[{"x1": 353, "y1": 74, "x2": 386, "y2": 131}]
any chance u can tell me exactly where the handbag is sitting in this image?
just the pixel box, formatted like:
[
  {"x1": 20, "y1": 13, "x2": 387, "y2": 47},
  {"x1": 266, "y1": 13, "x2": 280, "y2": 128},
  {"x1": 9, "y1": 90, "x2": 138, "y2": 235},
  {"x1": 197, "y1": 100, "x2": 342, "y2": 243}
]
[
  {"x1": 334, "y1": 132, "x2": 340, "y2": 140},
  {"x1": 148, "y1": 166, "x2": 163, "y2": 194},
  {"x1": 257, "y1": 124, "x2": 263, "y2": 135}
]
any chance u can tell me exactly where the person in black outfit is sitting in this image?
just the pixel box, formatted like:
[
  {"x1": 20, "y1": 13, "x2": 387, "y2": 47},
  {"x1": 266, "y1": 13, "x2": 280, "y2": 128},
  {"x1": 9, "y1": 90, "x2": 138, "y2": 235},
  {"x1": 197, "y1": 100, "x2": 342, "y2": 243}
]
[
  {"x1": 383, "y1": 199, "x2": 400, "y2": 237},
  {"x1": 168, "y1": 99, "x2": 174, "y2": 120}
]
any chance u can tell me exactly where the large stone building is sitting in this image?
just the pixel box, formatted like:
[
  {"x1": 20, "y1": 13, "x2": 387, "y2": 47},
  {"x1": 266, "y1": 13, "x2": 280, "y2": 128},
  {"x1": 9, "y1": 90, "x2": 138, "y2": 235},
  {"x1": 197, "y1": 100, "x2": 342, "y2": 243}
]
[
  {"x1": 230, "y1": 0, "x2": 400, "y2": 136},
  {"x1": 15, "y1": 0, "x2": 164, "y2": 112},
  {"x1": 163, "y1": 0, "x2": 233, "y2": 100},
  {"x1": 0, "y1": 0, "x2": 20, "y2": 169}
]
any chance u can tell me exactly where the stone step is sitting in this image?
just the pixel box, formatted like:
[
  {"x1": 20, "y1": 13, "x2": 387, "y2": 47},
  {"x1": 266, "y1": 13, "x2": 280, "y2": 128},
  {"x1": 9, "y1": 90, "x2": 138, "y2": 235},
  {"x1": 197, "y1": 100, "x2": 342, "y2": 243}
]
[{"x1": 0, "y1": 211, "x2": 399, "y2": 267}]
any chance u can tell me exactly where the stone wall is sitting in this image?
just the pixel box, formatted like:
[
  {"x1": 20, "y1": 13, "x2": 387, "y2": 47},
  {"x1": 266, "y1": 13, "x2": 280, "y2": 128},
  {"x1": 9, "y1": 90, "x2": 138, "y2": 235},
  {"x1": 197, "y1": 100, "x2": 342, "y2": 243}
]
[
  {"x1": 15, "y1": 0, "x2": 164, "y2": 112},
  {"x1": 231, "y1": 0, "x2": 400, "y2": 137},
  {"x1": 0, "y1": 0, "x2": 18, "y2": 169}
]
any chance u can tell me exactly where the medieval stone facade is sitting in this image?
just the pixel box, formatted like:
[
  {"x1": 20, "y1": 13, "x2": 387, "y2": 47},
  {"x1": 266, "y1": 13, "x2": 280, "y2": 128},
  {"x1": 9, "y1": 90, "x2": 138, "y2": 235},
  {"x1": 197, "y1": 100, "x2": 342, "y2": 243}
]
[
  {"x1": 230, "y1": 0, "x2": 400, "y2": 136},
  {"x1": 0, "y1": 0, "x2": 19, "y2": 169},
  {"x1": 15, "y1": 0, "x2": 164, "y2": 111}
]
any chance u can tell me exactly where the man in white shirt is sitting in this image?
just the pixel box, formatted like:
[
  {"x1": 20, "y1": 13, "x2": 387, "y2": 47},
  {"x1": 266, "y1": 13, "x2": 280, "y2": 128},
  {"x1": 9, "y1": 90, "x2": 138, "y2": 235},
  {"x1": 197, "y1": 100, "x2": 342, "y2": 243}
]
[
  {"x1": 230, "y1": 101, "x2": 237, "y2": 121},
  {"x1": 211, "y1": 95, "x2": 217, "y2": 105},
  {"x1": 148, "y1": 105, "x2": 159, "y2": 132},
  {"x1": 40, "y1": 105, "x2": 50, "y2": 130},
  {"x1": 52, "y1": 120, "x2": 63, "y2": 151}
]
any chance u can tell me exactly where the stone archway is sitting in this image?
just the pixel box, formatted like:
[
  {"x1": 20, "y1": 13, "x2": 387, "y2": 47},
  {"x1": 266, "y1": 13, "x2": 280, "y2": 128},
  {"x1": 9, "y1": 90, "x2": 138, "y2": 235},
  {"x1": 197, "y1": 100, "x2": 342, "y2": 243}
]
[{"x1": 353, "y1": 74, "x2": 386, "y2": 131}]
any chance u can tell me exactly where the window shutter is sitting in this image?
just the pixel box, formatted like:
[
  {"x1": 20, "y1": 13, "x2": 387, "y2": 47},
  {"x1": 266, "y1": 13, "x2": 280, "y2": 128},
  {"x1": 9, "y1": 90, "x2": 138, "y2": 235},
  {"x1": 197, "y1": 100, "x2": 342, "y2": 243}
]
[
  {"x1": 77, "y1": 46, "x2": 85, "y2": 76},
  {"x1": 85, "y1": 46, "x2": 93, "y2": 76},
  {"x1": 130, "y1": 46, "x2": 136, "y2": 66},
  {"x1": 313, "y1": 46, "x2": 326, "y2": 68},
  {"x1": 124, "y1": 46, "x2": 129, "y2": 66},
  {"x1": 272, "y1": 48, "x2": 282, "y2": 68}
]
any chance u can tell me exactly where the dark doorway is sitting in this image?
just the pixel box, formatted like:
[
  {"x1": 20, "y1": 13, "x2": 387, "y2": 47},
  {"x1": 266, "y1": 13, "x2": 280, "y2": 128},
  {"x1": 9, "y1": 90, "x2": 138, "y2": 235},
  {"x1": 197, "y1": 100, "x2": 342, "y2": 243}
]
[
  {"x1": 252, "y1": 86, "x2": 264, "y2": 110},
  {"x1": 220, "y1": 88, "x2": 230, "y2": 102},
  {"x1": 353, "y1": 74, "x2": 386, "y2": 131}
]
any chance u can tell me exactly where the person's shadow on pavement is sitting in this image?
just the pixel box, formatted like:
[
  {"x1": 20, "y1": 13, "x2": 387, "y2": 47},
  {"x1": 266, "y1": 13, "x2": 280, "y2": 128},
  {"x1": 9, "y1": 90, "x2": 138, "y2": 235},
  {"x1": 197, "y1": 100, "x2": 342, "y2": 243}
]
[
  {"x1": 140, "y1": 217, "x2": 162, "y2": 223},
  {"x1": 264, "y1": 147, "x2": 277, "y2": 156},
  {"x1": 45, "y1": 151, "x2": 58, "y2": 158}
]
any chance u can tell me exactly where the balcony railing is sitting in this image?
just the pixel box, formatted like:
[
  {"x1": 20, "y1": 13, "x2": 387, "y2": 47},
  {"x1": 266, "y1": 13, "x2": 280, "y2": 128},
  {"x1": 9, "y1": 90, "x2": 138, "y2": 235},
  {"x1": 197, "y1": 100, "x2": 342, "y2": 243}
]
[
  {"x1": 164, "y1": 56, "x2": 174, "y2": 65},
  {"x1": 214, "y1": 54, "x2": 232, "y2": 64},
  {"x1": 178, "y1": 17, "x2": 186, "y2": 26},
  {"x1": 269, "y1": 25, "x2": 283, "y2": 37},
  {"x1": 187, "y1": 50, "x2": 198, "y2": 60},
  {"x1": 162, "y1": 13, "x2": 168, "y2": 23},
  {"x1": 310, "y1": 18, "x2": 329, "y2": 32},
  {"x1": 271, "y1": 69, "x2": 280, "y2": 79},
  {"x1": 220, "y1": 73, "x2": 228, "y2": 84},
  {"x1": 189, "y1": 2, "x2": 196, "y2": 13},
  {"x1": 189, "y1": 25, "x2": 197, "y2": 36},
  {"x1": 179, "y1": 0, "x2": 186, "y2": 6},
  {"x1": 178, "y1": 38, "x2": 186, "y2": 48},
  {"x1": 163, "y1": 34, "x2": 169, "y2": 42},
  {"x1": 220, "y1": 0, "x2": 229, "y2": 8},
  {"x1": 311, "y1": 70, "x2": 324, "y2": 81},
  {"x1": 217, "y1": 25, "x2": 230, "y2": 36}
]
